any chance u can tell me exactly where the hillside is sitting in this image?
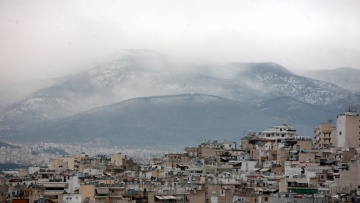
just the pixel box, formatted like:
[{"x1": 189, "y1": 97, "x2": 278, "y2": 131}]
[
  {"x1": 297, "y1": 67, "x2": 360, "y2": 92},
  {"x1": 1, "y1": 50, "x2": 359, "y2": 147},
  {"x1": 1, "y1": 50, "x2": 359, "y2": 130},
  {"x1": 12, "y1": 94, "x2": 337, "y2": 149}
]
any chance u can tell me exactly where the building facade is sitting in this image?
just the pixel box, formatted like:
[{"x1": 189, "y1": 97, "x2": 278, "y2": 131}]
[{"x1": 336, "y1": 109, "x2": 360, "y2": 149}]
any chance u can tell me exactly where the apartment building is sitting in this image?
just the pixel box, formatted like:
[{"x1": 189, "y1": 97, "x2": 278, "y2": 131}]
[
  {"x1": 336, "y1": 108, "x2": 360, "y2": 149},
  {"x1": 314, "y1": 123, "x2": 336, "y2": 149}
]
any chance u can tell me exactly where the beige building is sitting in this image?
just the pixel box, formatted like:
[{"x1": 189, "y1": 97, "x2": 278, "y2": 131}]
[
  {"x1": 50, "y1": 159, "x2": 69, "y2": 171},
  {"x1": 50, "y1": 156, "x2": 79, "y2": 171},
  {"x1": 336, "y1": 109, "x2": 360, "y2": 149},
  {"x1": 111, "y1": 153, "x2": 125, "y2": 167},
  {"x1": 296, "y1": 139, "x2": 313, "y2": 151},
  {"x1": 164, "y1": 153, "x2": 183, "y2": 168},
  {"x1": 314, "y1": 123, "x2": 337, "y2": 149},
  {"x1": 298, "y1": 151, "x2": 316, "y2": 163},
  {"x1": 331, "y1": 159, "x2": 360, "y2": 195},
  {"x1": 79, "y1": 184, "x2": 95, "y2": 203}
]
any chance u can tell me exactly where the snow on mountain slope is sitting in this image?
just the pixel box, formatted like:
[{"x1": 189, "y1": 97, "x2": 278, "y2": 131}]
[
  {"x1": 297, "y1": 67, "x2": 360, "y2": 92},
  {"x1": 232, "y1": 63, "x2": 360, "y2": 108},
  {"x1": 0, "y1": 75, "x2": 72, "y2": 104},
  {"x1": 1, "y1": 50, "x2": 359, "y2": 132}
]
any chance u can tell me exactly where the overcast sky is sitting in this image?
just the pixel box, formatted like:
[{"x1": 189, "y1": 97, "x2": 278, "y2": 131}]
[{"x1": 1, "y1": 0, "x2": 360, "y2": 83}]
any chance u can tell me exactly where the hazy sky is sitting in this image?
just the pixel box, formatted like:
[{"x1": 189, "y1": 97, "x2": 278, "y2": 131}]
[{"x1": 1, "y1": 0, "x2": 360, "y2": 82}]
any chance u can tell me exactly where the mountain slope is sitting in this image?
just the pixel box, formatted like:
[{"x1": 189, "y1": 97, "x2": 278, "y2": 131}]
[
  {"x1": 1, "y1": 50, "x2": 359, "y2": 139},
  {"x1": 233, "y1": 63, "x2": 360, "y2": 107},
  {"x1": 0, "y1": 76, "x2": 71, "y2": 104},
  {"x1": 297, "y1": 67, "x2": 360, "y2": 92},
  {"x1": 12, "y1": 94, "x2": 337, "y2": 149},
  {"x1": 0, "y1": 52, "x2": 262, "y2": 128}
]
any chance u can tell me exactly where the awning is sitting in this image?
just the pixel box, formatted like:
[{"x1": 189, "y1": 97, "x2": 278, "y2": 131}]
[
  {"x1": 96, "y1": 188, "x2": 109, "y2": 195},
  {"x1": 156, "y1": 196, "x2": 164, "y2": 200},
  {"x1": 288, "y1": 188, "x2": 318, "y2": 194},
  {"x1": 263, "y1": 189, "x2": 278, "y2": 193},
  {"x1": 295, "y1": 179, "x2": 308, "y2": 184},
  {"x1": 228, "y1": 161, "x2": 242, "y2": 165},
  {"x1": 41, "y1": 183, "x2": 68, "y2": 188},
  {"x1": 324, "y1": 160, "x2": 336, "y2": 164},
  {"x1": 163, "y1": 196, "x2": 176, "y2": 199},
  {"x1": 287, "y1": 178, "x2": 307, "y2": 184},
  {"x1": 253, "y1": 168, "x2": 260, "y2": 172},
  {"x1": 156, "y1": 196, "x2": 176, "y2": 200},
  {"x1": 322, "y1": 181, "x2": 334, "y2": 186},
  {"x1": 260, "y1": 168, "x2": 270, "y2": 172}
]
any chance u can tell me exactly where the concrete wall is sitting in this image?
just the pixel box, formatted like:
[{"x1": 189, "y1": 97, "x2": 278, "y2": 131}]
[
  {"x1": 79, "y1": 184, "x2": 95, "y2": 203},
  {"x1": 111, "y1": 154, "x2": 124, "y2": 167},
  {"x1": 61, "y1": 157, "x2": 75, "y2": 170},
  {"x1": 58, "y1": 193, "x2": 82, "y2": 203},
  {"x1": 298, "y1": 152, "x2": 316, "y2": 163},
  {"x1": 337, "y1": 112, "x2": 360, "y2": 149},
  {"x1": 333, "y1": 160, "x2": 360, "y2": 195}
]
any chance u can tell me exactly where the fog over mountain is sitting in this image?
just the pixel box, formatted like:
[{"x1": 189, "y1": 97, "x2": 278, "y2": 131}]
[
  {"x1": 297, "y1": 67, "x2": 360, "y2": 92},
  {"x1": 2, "y1": 1, "x2": 360, "y2": 83},
  {"x1": 1, "y1": 0, "x2": 360, "y2": 150},
  {"x1": 0, "y1": 76, "x2": 72, "y2": 104},
  {"x1": 0, "y1": 49, "x2": 359, "y2": 148}
]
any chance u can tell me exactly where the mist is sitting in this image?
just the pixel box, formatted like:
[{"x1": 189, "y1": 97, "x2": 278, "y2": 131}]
[{"x1": 1, "y1": 0, "x2": 360, "y2": 84}]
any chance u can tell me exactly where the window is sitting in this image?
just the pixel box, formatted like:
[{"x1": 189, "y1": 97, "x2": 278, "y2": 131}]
[
  {"x1": 339, "y1": 131, "x2": 342, "y2": 135},
  {"x1": 265, "y1": 197, "x2": 268, "y2": 201}
]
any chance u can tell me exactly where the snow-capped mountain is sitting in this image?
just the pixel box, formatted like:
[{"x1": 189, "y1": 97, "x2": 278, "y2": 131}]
[
  {"x1": 0, "y1": 50, "x2": 258, "y2": 128},
  {"x1": 297, "y1": 67, "x2": 360, "y2": 92},
  {"x1": 1, "y1": 49, "x2": 359, "y2": 145},
  {"x1": 0, "y1": 76, "x2": 70, "y2": 104},
  {"x1": 12, "y1": 94, "x2": 336, "y2": 148}
]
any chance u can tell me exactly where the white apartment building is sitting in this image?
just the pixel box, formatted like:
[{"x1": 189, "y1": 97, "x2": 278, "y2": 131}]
[{"x1": 336, "y1": 108, "x2": 360, "y2": 149}]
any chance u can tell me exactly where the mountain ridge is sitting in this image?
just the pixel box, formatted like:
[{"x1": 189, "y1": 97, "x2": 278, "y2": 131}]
[
  {"x1": 10, "y1": 93, "x2": 339, "y2": 149},
  {"x1": 297, "y1": 67, "x2": 360, "y2": 92},
  {"x1": 0, "y1": 50, "x2": 359, "y2": 147}
]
